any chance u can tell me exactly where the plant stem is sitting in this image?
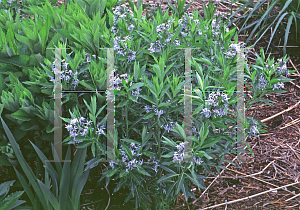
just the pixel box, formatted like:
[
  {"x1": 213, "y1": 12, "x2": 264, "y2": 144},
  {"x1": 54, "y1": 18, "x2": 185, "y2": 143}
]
[
  {"x1": 156, "y1": 116, "x2": 161, "y2": 160},
  {"x1": 125, "y1": 105, "x2": 129, "y2": 138},
  {"x1": 155, "y1": 115, "x2": 163, "y2": 185}
]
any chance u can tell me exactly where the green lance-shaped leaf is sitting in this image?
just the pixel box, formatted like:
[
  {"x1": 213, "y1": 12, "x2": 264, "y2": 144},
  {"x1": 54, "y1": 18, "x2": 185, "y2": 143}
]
[{"x1": 0, "y1": 117, "x2": 49, "y2": 209}]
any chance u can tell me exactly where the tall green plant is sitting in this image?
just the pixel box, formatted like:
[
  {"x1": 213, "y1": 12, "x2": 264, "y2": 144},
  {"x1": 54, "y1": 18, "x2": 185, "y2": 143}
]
[
  {"x1": 228, "y1": 0, "x2": 300, "y2": 55},
  {"x1": 1, "y1": 117, "x2": 90, "y2": 210},
  {"x1": 167, "y1": 0, "x2": 194, "y2": 19},
  {"x1": 0, "y1": 180, "x2": 26, "y2": 210},
  {"x1": 202, "y1": 0, "x2": 218, "y2": 20},
  {"x1": 69, "y1": 0, "x2": 108, "y2": 20}
]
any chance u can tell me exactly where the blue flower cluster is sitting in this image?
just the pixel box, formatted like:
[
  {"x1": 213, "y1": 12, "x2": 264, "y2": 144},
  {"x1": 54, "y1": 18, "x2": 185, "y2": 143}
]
[
  {"x1": 155, "y1": 183, "x2": 167, "y2": 194},
  {"x1": 111, "y1": 5, "x2": 137, "y2": 63},
  {"x1": 178, "y1": 13, "x2": 197, "y2": 37},
  {"x1": 108, "y1": 70, "x2": 142, "y2": 101},
  {"x1": 201, "y1": 90, "x2": 229, "y2": 118},
  {"x1": 113, "y1": 35, "x2": 136, "y2": 63},
  {"x1": 109, "y1": 143, "x2": 161, "y2": 174},
  {"x1": 276, "y1": 59, "x2": 289, "y2": 76},
  {"x1": 65, "y1": 117, "x2": 95, "y2": 143},
  {"x1": 161, "y1": 120, "x2": 176, "y2": 133},
  {"x1": 148, "y1": 156, "x2": 160, "y2": 173},
  {"x1": 148, "y1": 18, "x2": 180, "y2": 53},
  {"x1": 173, "y1": 139, "x2": 203, "y2": 165},
  {"x1": 143, "y1": 104, "x2": 164, "y2": 117},
  {"x1": 173, "y1": 142, "x2": 185, "y2": 164},
  {"x1": 245, "y1": 119, "x2": 260, "y2": 139},
  {"x1": 50, "y1": 59, "x2": 79, "y2": 89},
  {"x1": 257, "y1": 58, "x2": 290, "y2": 91},
  {"x1": 50, "y1": 52, "x2": 96, "y2": 90},
  {"x1": 192, "y1": 155, "x2": 203, "y2": 165},
  {"x1": 258, "y1": 73, "x2": 269, "y2": 90},
  {"x1": 109, "y1": 142, "x2": 143, "y2": 172},
  {"x1": 224, "y1": 44, "x2": 238, "y2": 58}
]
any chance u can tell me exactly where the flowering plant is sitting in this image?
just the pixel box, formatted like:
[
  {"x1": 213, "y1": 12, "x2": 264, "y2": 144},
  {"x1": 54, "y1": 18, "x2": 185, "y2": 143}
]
[
  {"x1": 52, "y1": 1, "x2": 297, "y2": 208},
  {"x1": 0, "y1": 0, "x2": 295, "y2": 209}
]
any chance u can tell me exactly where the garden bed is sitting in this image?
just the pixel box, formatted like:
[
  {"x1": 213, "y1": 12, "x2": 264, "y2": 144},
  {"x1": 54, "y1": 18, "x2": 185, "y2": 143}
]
[{"x1": 0, "y1": 0, "x2": 299, "y2": 209}]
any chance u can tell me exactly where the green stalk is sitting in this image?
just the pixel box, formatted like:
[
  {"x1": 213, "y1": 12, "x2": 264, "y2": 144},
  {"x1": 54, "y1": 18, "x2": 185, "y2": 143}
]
[
  {"x1": 34, "y1": 137, "x2": 42, "y2": 185},
  {"x1": 125, "y1": 105, "x2": 129, "y2": 138},
  {"x1": 155, "y1": 116, "x2": 161, "y2": 161}
]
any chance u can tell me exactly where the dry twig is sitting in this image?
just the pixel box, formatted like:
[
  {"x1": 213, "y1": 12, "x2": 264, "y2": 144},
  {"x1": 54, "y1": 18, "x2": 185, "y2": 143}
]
[
  {"x1": 198, "y1": 182, "x2": 299, "y2": 210},
  {"x1": 261, "y1": 100, "x2": 300, "y2": 123}
]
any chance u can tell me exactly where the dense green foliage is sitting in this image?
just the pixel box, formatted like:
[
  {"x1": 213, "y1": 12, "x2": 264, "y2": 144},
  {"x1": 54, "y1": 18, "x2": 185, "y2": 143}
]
[{"x1": 0, "y1": 0, "x2": 297, "y2": 209}]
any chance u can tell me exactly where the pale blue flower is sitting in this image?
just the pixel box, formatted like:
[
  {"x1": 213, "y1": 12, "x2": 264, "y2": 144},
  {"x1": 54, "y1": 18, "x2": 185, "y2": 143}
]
[
  {"x1": 173, "y1": 39, "x2": 180, "y2": 46},
  {"x1": 276, "y1": 59, "x2": 289, "y2": 76},
  {"x1": 212, "y1": 32, "x2": 220, "y2": 38},
  {"x1": 109, "y1": 160, "x2": 117, "y2": 169},
  {"x1": 120, "y1": 13, "x2": 127, "y2": 19},
  {"x1": 65, "y1": 75, "x2": 71, "y2": 82},
  {"x1": 79, "y1": 117, "x2": 86, "y2": 125},
  {"x1": 138, "y1": 159, "x2": 143, "y2": 166},
  {"x1": 250, "y1": 125, "x2": 259, "y2": 135},
  {"x1": 148, "y1": 41, "x2": 162, "y2": 53},
  {"x1": 67, "y1": 70, "x2": 74, "y2": 77},
  {"x1": 201, "y1": 108, "x2": 211, "y2": 118},
  {"x1": 70, "y1": 118, "x2": 79, "y2": 125},
  {"x1": 117, "y1": 49, "x2": 126, "y2": 56},
  {"x1": 173, "y1": 152, "x2": 184, "y2": 164},
  {"x1": 181, "y1": 31, "x2": 188, "y2": 37},
  {"x1": 114, "y1": 39, "x2": 120, "y2": 50},
  {"x1": 221, "y1": 93, "x2": 229, "y2": 103},
  {"x1": 96, "y1": 126, "x2": 105, "y2": 135},
  {"x1": 127, "y1": 49, "x2": 136, "y2": 63},
  {"x1": 72, "y1": 79, "x2": 79, "y2": 88},
  {"x1": 192, "y1": 156, "x2": 203, "y2": 165},
  {"x1": 192, "y1": 126, "x2": 197, "y2": 133},
  {"x1": 213, "y1": 107, "x2": 227, "y2": 118},
  {"x1": 122, "y1": 154, "x2": 129, "y2": 162},
  {"x1": 127, "y1": 158, "x2": 138, "y2": 170},
  {"x1": 128, "y1": 24, "x2": 134, "y2": 32},
  {"x1": 258, "y1": 73, "x2": 269, "y2": 90},
  {"x1": 154, "y1": 109, "x2": 163, "y2": 117},
  {"x1": 111, "y1": 26, "x2": 117, "y2": 34},
  {"x1": 65, "y1": 124, "x2": 73, "y2": 132},
  {"x1": 212, "y1": 19, "x2": 220, "y2": 30},
  {"x1": 273, "y1": 82, "x2": 284, "y2": 90},
  {"x1": 85, "y1": 120, "x2": 93, "y2": 126},
  {"x1": 176, "y1": 142, "x2": 185, "y2": 153},
  {"x1": 225, "y1": 50, "x2": 236, "y2": 58},
  {"x1": 49, "y1": 76, "x2": 55, "y2": 83},
  {"x1": 81, "y1": 127, "x2": 88, "y2": 137},
  {"x1": 144, "y1": 105, "x2": 152, "y2": 113},
  {"x1": 152, "y1": 161, "x2": 159, "y2": 172},
  {"x1": 162, "y1": 121, "x2": 175, "y2": 133},
  {"x1": 62, "y1": 60, "x2": 69, "y2": 70}
]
